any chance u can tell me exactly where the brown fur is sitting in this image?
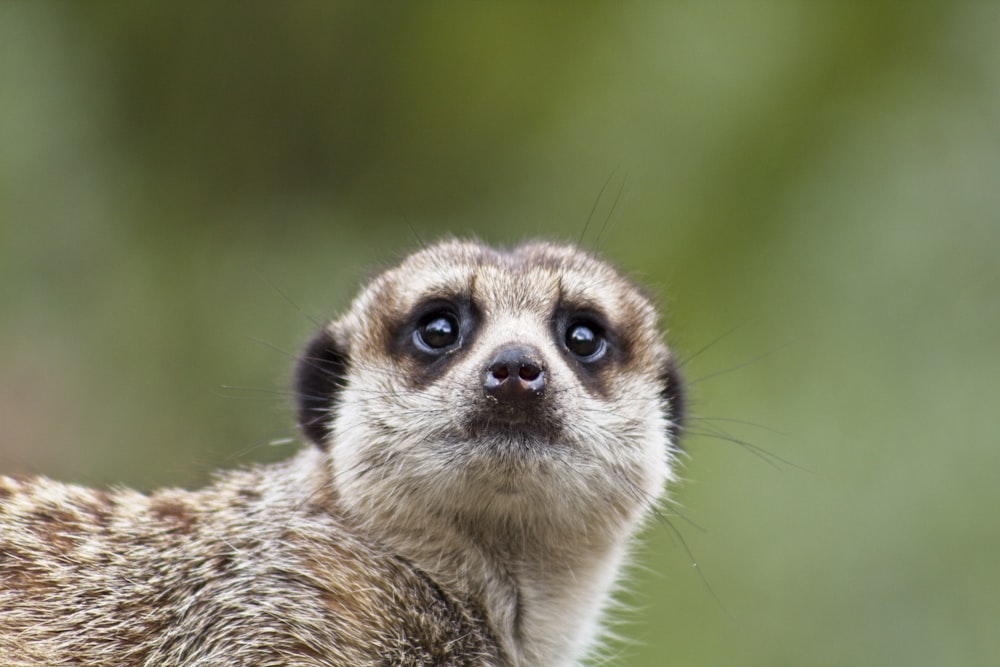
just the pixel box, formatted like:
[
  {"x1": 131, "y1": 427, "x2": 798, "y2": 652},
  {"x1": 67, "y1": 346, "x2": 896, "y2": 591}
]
[
  {"x1": 0, "y1": 451, "x2": 503, "y2": 666},
  {"x1": 0, "y1": 240, "x2": 683, "y2": 666}
]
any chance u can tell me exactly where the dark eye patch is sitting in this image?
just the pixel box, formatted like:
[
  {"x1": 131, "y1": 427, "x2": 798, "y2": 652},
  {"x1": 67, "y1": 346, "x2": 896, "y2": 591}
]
[
  {"x1": 388, "y1": 297, "x2": 480, "y2": 388},
  {"x1": 552, "y1": 306, "x2": 621, "y2": 397}
]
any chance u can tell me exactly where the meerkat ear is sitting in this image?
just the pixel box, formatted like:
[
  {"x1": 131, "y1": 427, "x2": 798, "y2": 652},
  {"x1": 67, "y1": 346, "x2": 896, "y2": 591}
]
[
  {"x1": 661, "y1": 355, "x2": 685, "y2": 446},
  {"x1": 294, "y1": 326, "x2": 350, "y2": 449}
]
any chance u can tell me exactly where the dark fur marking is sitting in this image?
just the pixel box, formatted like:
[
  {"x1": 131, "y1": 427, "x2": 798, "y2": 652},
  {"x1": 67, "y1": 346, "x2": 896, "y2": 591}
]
[
  {"x1": 550, "y1": 305, "x2": 621, "y2": 399},
  {"x1": 212, "y1": 553, "x2": 233, "y2": 574},
  {"x1": 295, "y1": 327, "x2": 350, "y2": 449},
  {"x1": 237, "y1": 487, "x2": 262, "y2": 502},
  {"x1": 149, "y1": 498, "x2": 198, "y2": 533},
  {"x1": 0, "y1": 549, "x2": 58, "y2": 593},
  {"x1": 29, "y1": 507, "x2": 74, "y2": 525},
  {"x1": 388, "y1": 296, "x2": 481, "y2": 391},
  {"x1": 28, "y1": 508, "x2": 79, "y2": 551},
  {"x1": 661, "y1": 355, "x2": 686, "y2": 446},
  {"x1": 80, "y1": 498, "x2": 114, "y2": 528},
  {"x1": 93, "y1": 490, "x2": 115, "y2": 507}
]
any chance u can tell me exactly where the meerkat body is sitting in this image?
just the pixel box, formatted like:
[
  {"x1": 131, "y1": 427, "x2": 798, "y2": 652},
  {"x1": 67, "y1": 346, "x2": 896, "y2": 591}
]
[{"x1": 0, "y1": 240, "x2": 684, "y2": 667}]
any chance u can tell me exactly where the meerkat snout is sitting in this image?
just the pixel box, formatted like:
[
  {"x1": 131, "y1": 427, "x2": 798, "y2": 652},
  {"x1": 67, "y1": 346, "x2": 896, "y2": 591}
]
[{"x1": 483, "y1": 345, "x2": 547, "y2": 404}]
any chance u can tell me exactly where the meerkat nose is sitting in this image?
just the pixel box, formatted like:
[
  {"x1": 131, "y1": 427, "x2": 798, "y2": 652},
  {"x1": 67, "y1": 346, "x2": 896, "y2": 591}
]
[{"x1": 483, "y1": 345, "x2": 547, "y2": 404}]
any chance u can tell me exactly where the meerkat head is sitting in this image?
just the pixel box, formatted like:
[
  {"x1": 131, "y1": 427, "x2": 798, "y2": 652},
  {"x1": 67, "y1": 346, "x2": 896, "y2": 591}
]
[{"x1": 295, "y1": 240, "x2": 683, "y2": 544}]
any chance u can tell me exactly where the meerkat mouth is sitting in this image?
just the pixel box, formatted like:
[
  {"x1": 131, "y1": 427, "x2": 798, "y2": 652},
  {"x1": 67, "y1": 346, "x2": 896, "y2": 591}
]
[{"x1": 460, "y1": 408, "x2": 565, "y2": 451}]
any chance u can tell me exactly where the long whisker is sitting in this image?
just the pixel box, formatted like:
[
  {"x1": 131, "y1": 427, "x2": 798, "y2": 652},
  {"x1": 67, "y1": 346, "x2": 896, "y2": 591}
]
[
  {"x1": 688, "y1": 336, "x2": 801, "y2": 386},
  {"x1": 593, "y1": 171, "x2": 629, "y2": 253},
  {"x1": 578, "y1": 168, "x2": 620, "y2": 248}
]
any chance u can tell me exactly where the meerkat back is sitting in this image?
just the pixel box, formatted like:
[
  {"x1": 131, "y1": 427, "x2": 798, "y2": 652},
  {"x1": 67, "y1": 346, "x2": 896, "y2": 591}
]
[{"x1": 0, "y1": 240, "x2": 684, "y2": 667}]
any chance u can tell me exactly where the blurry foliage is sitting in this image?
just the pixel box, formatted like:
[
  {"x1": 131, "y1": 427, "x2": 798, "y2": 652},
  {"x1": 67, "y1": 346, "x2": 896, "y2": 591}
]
[{"x1": 2, "y1": 2, "x2": 999, "y2": 666}]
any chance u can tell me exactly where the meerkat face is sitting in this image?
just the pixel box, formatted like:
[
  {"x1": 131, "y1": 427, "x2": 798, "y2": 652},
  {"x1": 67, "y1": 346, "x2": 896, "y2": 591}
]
[{"x1": 296, "y1": 240, "x2": 684, "y2": 534}]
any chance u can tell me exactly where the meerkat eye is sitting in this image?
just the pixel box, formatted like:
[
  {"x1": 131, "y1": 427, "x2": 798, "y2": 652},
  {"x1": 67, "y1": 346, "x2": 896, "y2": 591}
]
[
  {"x1": 415, "y1": 312, "x2": 461, "y2": 351},
  {"x1": 565, "y1": 322, "x2": 606, "y2": 361}
]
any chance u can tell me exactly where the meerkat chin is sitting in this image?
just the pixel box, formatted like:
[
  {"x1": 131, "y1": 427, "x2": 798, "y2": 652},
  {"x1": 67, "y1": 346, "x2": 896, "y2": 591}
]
[{"x1": 0, "y1": 239, "x2": 685, "y2": 667}]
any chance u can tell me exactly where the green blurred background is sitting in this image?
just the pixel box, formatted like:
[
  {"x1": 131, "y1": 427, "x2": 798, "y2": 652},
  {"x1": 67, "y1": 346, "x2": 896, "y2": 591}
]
[{"x1": 2, "y1": 3, "x2": 998, "y2": 665}]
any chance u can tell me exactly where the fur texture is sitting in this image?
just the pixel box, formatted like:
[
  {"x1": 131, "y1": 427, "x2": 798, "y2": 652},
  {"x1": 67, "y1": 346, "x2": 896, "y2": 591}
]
[{"x1": 0, "y1": 240, "x2": 683, "y2": 666}]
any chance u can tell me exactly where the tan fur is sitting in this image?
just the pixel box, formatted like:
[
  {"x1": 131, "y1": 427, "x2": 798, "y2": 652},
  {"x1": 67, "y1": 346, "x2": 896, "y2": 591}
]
[{"x1": 0, "y1": 240, "x2": 683, "y2": 667}]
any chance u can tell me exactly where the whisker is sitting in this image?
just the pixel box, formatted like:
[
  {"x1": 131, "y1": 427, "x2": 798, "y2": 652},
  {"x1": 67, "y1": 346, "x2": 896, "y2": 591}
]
[
  {"x1": 688, "y1": 336, "x2": 801, "y2": 386},
  {"x1": 578, "y1": 168, "x2": 620, "y2": 249},
  {"x1": 592, "y1": 171, "x2": 628, "y2": 253},
  {"x1": 687, "y1": 427, "x2": 810, "y2": 473},
  {"x1": 675, "y1": 323, "x2": 744, "y2": 369},
  {"x1": 687, "y1": 414, "x2": 788, "y2": 436},
  {"x1": 257, "y1": 273, "x2": 326, "y2": 330}
]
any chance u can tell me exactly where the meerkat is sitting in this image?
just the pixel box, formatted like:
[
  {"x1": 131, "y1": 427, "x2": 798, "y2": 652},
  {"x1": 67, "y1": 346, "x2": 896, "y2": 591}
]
[{"x1": 0, "y1": 239, "x2": 685, "y2": 667}]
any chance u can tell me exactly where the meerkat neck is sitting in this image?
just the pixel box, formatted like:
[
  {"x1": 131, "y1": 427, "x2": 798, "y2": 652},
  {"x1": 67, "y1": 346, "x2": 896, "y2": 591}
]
[
  {"x1": 491, "y1": 536, "x2": 627, "y2": 667},
  {"x1": 319, "y1": 449, "x2": 631, "y2": 667}
]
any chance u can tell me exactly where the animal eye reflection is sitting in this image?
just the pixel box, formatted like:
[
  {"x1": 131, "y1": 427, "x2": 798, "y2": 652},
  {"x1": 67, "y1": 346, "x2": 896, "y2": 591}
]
[
  {"x1": 415, "y1": 313, "x2": 460, "y2": 351},
  {"x1": 565, "y1": 322, "x2": 606, "y2": 361}
]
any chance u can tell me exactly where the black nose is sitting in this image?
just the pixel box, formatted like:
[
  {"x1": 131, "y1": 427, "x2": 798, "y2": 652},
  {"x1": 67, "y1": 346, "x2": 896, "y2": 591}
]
[{"x1": 483, "y1": 346, "x2": 546, "y2": 404}]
